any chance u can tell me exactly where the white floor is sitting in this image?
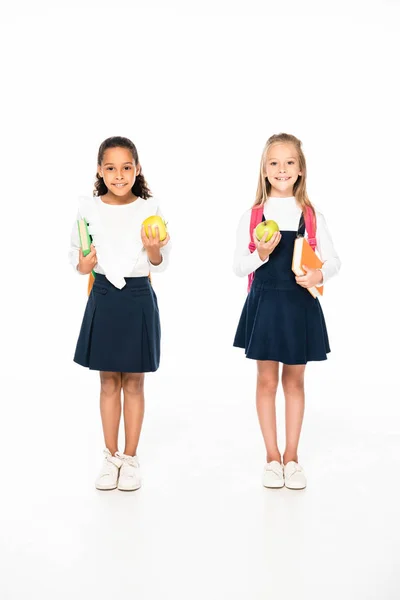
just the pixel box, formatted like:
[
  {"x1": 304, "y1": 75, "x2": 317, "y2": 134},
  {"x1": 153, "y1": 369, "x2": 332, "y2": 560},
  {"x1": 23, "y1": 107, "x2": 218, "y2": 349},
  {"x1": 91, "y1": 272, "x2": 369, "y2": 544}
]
[{"x1": 1, "y1": 372, "x2": 399, "y2": 600}]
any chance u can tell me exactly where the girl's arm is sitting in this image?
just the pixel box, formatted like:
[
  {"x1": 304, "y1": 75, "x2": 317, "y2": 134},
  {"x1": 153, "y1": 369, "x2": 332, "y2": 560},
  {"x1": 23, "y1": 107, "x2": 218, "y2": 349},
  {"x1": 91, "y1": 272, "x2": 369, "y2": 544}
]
[
  {"x1": 146, "y1": 205, "x2": 171, "y2": 273},
  {"x1": 315, "y1": 211, "x2": 341, "y2": 285},
  {"x1": 233, "y1": 210, "x2": 269, "y2": 277}
]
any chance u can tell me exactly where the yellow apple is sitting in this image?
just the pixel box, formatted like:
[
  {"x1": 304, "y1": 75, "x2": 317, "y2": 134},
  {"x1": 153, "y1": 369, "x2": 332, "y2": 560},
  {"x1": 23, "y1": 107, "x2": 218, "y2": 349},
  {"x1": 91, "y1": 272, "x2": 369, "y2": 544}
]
[
  {"x1": 142, "y1": 215, "x2": 167, "y2": 241},
  {"x1": 255, "y1": 220, "x2": 279, "y2": 242}
]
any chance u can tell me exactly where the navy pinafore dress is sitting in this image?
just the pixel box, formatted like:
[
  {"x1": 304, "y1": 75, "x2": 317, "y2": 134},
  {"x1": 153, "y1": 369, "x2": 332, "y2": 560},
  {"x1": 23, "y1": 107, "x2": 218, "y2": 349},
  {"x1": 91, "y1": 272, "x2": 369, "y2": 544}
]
[
  {"x1": 74, "y1": 274, "x2": 161, "y2": 373},
  {"x1": 233, "y1": 215, "x2": 330, "y2": 364}
]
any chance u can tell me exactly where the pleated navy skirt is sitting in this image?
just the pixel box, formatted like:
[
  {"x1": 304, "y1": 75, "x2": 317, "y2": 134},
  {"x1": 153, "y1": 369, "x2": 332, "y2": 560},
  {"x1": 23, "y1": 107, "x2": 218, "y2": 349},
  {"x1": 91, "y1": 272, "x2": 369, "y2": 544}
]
[
  {"x1": 74, "y1": 274, "x2": 161, "y2": 373},
  {"x1": 233, "y1": 229, "x2": 330, "y2": 365}
]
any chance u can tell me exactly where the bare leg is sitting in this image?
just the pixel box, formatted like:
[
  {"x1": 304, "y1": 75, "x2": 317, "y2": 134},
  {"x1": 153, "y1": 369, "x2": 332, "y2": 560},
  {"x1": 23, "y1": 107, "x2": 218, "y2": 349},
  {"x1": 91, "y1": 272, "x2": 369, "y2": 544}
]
[
  {"x1": 256, "y1": 360, "x2": 281, "y2": 463},
  {"x1": 99, "y1": 371, "x2": 122, "y2": 456},
  {"x1": 281, "y1": 364, "x2": 306, "y2": 464},
  {"x1": 121, "y1": 373, "x2": 145, "y2": 457}
]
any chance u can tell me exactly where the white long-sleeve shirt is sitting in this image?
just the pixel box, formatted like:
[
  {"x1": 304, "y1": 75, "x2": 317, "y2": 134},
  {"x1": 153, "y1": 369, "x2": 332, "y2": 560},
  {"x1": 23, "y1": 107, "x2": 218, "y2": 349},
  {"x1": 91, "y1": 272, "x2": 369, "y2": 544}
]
[
  {"x1": 69, "y1": 195, "x2": 171, "y2": 289},
  {"x1": 233, "y1": 196, "x2": 341, "y2": 284}
]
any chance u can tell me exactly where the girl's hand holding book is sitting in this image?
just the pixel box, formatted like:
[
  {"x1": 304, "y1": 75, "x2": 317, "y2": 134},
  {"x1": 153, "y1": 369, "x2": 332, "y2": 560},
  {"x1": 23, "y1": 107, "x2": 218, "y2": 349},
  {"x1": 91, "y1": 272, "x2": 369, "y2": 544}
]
[
  {"x1": 78, "y1": 244, "x2": 98, "y2": 275},
  {"x1": 295, "y1": 265, "x2": 323, "y2": 288},
  {"x1": 253, "y1": 230, "x2": 281, "y2": 261},
  {"x1": 141, "y1": 225, "x2": 170, "y2": 266}
]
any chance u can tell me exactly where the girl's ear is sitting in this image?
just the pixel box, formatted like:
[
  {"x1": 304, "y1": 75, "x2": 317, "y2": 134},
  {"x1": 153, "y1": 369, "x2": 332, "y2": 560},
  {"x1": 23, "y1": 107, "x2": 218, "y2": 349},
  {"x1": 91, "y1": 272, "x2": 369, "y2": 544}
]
[
  {"x1": 97, "y1": 166, "x2": 103, "y2": 178},
  {"x1": 136, "y1": 163, "x2": 141, "y2": 177}
]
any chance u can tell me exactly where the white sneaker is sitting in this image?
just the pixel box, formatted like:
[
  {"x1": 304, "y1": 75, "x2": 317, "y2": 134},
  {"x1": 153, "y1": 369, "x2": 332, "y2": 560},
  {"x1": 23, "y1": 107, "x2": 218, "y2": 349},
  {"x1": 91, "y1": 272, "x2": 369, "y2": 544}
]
[
  {"x1": 284, "y1": 461, "x2": 307, "y2": 489},
  {"x1": 262, "y1": 461, "x2": 284, "y2": 488},
  {"x1": 95, "y1": 449, "x2": 123, "y2": 490},
  {"x1": 116, "y1": 453, "x2": 141, "y2": 491}
]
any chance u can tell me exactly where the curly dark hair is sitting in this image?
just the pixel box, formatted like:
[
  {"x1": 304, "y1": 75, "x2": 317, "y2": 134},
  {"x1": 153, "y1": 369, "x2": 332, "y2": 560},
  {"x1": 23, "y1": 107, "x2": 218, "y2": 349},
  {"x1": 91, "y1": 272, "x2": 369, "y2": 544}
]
[{"x1": 94, "y1": 136, "x2": 152, "y2": 199}]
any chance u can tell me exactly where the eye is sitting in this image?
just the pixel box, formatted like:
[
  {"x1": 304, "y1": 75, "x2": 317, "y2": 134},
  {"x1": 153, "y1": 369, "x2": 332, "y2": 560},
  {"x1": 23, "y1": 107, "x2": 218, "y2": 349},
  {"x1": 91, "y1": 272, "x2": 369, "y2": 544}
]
[
  {"x1": 270, "y1": 162, "x2": 277, "y2": 166},
  {"x1": 288, "y1": 161, "x2": 295, "y2": 165},
  {"x1": 106, "y1": 167, "x2": 114, "y2": 171},
  {"x1": 124, "y1": 166, "x2": 132, "y2": 170}
]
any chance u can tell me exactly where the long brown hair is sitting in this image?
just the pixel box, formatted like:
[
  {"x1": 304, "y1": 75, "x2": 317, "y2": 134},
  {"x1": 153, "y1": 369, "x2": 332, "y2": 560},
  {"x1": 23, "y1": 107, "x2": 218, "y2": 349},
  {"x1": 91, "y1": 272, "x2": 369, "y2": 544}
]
[{"x1": 253, "y1": 133, "x2": 315, "y2": 219}]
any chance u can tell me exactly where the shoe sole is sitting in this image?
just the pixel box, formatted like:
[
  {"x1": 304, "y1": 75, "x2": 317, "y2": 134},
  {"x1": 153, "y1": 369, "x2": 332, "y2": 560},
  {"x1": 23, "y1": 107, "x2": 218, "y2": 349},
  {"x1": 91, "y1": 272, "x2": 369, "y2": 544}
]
[
  {"x1": 117, "y1": 484, "x2": 141, "y2": 492},
  {"x1": 284, "y1": 483, "x2": 307, "y2": 490},
  {"x1": 263, "y1": 480, "x2": 285, "y2": 489},
  {"x1": 95, "y1": 484, "x2": 118, "y2": 490}
]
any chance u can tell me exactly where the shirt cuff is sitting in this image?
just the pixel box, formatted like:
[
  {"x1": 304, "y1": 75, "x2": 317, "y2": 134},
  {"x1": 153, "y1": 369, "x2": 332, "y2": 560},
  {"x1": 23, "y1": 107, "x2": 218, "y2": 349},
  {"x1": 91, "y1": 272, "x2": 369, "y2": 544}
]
[
  {"x1": 316, "y1": 268, "x2": 324, "y2": 287},
  {"x1": 70, "y1": 259, "x2": 85, "y2": 275},
  {"x1": 251, "y1": 250, "x2": 269, "y2": 270},
  {"x1": 148, "y1": 253, "x2": 165, "y2": 272}
]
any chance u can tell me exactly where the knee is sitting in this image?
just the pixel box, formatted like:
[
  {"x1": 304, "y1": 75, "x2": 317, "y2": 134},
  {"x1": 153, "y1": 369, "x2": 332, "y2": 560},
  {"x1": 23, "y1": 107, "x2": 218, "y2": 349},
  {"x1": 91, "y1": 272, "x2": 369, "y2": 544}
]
[
  {"x1": 122, "y1": 373, "x2": 144, "y2": 395},
  {"x1": 281, "y1": 373, "x2": 304, "y2": 395},
  {"x1": 100, "y1": 372, "x2": 121, "y2": 396},
  {"x1": 257, "y1": 372, "x2": 279, "y2": 395}
]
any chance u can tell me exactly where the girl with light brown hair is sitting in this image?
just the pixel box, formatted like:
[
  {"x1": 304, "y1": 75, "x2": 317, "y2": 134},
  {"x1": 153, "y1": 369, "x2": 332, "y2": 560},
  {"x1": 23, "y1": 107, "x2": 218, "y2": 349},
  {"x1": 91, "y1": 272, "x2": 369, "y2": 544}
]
[{"x1": 233, "y1": 133, "x2": 341, "y2": 489}]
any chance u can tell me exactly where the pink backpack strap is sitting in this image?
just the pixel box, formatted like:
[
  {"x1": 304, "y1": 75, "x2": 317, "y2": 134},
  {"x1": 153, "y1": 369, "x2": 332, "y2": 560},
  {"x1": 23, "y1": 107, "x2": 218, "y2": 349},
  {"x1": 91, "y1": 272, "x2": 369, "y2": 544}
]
[
  {"x1": 304, "y1": 205, "x2": 317, "y2": 251},
  {"x1": 247, "y1": 205, "x2": 264, "y2": 292}
]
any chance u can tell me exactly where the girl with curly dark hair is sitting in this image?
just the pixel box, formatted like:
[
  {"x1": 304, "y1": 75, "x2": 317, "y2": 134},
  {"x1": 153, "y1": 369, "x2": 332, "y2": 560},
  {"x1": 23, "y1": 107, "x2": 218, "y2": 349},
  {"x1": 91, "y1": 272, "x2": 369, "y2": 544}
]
[{"x1": 69, "y1": 136, "x2": 171, "y2": 492}]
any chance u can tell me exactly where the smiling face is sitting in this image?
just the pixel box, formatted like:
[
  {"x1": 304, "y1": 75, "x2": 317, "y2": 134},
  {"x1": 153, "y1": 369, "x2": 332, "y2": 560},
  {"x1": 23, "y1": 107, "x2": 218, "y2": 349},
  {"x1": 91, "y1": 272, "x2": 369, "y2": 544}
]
[
  {"x1": 98, "y1": 146, "x2": 140, "y2": 200},
  {"x1": 264, "y1": 143, "x2": 302, "y2": 197}
]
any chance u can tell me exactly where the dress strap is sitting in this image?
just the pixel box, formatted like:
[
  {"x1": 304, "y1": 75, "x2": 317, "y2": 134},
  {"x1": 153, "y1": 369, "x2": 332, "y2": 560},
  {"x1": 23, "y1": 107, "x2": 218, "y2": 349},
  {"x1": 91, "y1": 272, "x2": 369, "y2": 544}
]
[{"x1": 297, "y1": 213, "x2": 306, "y2": 237}]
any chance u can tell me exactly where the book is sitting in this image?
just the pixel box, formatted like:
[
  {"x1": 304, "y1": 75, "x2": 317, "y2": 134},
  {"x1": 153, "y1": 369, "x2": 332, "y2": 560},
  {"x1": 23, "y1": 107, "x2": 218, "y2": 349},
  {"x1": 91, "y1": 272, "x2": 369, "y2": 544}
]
[
  {"x1": 77, "y1": 218, "x2": 96, "y2": 294},
  {"x1": 292, "y1": 236, "x2": 324, "y2": 299},
  {"x1": 77, "y1": 218, "x2": 92, "y2": 256}
]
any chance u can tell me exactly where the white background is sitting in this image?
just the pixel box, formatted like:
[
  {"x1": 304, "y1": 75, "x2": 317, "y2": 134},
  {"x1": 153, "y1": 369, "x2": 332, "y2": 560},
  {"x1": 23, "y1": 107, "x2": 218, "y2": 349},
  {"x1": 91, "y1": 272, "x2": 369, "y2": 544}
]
[{"x1": 1, "y1": 1, "x2": 400, "y2": 598}]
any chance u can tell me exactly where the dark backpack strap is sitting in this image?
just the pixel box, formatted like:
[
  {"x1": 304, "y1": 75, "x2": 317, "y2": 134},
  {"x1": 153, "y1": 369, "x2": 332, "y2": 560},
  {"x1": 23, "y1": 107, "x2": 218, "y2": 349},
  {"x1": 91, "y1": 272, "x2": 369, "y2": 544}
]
[{"x1": 297, "y1": 213, "x2": 306, "y2": 237}]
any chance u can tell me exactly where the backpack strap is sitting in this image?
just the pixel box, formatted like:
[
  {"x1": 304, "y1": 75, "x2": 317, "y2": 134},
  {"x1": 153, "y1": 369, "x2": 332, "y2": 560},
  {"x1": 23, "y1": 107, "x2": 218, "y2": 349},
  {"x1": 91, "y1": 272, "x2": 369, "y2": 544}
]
[
  {"x1": 247, "y1": 205, "x2": 264, "y2": 292},
  {"x1": 88, "y1": 272, "x2": 95, "y2": 295},
  {"x1": 304, "y1": 205, "x2": 317, "y2": 251}
]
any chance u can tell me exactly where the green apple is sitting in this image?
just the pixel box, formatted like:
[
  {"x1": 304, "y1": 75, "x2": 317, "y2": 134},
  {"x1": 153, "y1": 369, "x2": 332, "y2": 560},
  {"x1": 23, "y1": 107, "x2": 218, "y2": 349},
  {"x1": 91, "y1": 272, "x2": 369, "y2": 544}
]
[{"x1": 255, "y1": 220, "x2": 279, "y2": 242}]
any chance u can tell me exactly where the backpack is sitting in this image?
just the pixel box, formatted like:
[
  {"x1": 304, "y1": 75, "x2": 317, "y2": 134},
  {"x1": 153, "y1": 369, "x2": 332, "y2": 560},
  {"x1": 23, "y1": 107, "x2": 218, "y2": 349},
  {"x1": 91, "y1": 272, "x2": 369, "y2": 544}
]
[{"x1": 247, "y1": 204, "x2": 316, "y2": 292}]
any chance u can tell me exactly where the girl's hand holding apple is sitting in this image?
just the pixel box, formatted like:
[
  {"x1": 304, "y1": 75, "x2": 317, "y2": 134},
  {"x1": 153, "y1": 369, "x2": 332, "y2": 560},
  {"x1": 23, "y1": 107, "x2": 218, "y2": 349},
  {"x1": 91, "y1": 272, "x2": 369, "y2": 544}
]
[
  {"x1": 253, "y1": 229, "x2": 282, "y2": 261},
  {"x1": 141, "y1": 222, "x2": 170, "y2": 266}
]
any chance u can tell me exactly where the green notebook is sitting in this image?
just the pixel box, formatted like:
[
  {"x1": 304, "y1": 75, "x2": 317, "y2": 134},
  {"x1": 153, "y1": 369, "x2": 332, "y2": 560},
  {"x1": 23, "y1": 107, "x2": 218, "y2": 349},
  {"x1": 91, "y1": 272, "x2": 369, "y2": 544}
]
[{"x1": 77, "y1": 218, "x2": 96, "y2": 277}]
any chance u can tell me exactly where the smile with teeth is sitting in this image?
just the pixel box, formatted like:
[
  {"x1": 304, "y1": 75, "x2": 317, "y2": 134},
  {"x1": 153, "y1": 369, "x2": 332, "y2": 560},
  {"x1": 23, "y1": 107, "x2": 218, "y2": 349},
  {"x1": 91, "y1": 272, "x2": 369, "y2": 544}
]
[
  {"x1": 276, "y1": 177, "x2": 290, "y2": 181},
  {"x1": 113, "y1": 183, "x2": 127, "y2": 187}
]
